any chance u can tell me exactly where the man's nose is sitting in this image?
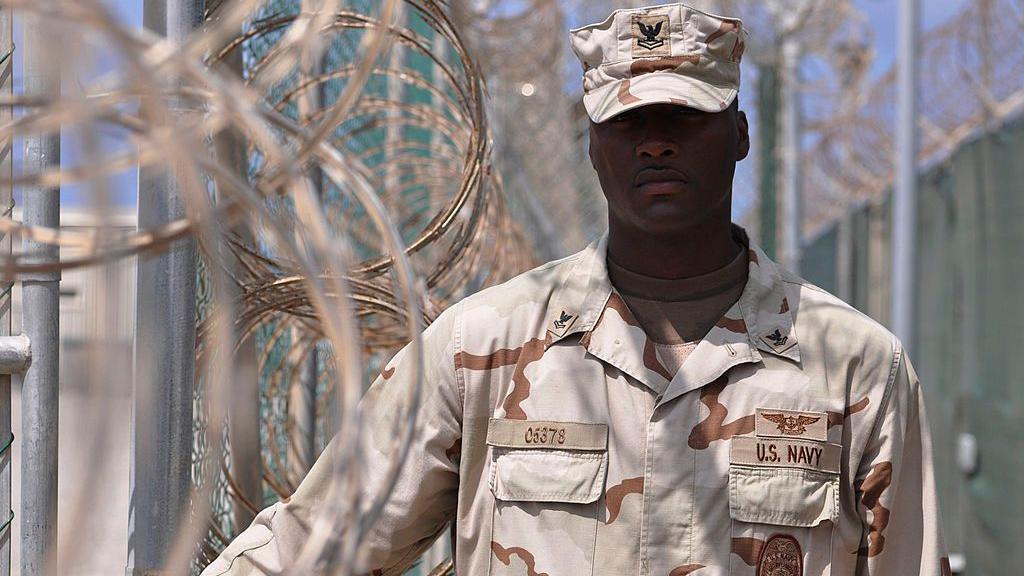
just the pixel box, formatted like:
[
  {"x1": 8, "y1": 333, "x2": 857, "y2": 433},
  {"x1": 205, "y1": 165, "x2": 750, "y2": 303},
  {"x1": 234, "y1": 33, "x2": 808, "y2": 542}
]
[{"x1": 636, "y1": 139, "x2": 679, "y2": 158}]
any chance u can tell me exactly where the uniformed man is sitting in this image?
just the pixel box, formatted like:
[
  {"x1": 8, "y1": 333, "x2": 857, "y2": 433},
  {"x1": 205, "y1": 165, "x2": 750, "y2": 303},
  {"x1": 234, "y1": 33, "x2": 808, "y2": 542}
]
[{"x1": 203, "y1": 3, "x2": 950, "y2": 575}]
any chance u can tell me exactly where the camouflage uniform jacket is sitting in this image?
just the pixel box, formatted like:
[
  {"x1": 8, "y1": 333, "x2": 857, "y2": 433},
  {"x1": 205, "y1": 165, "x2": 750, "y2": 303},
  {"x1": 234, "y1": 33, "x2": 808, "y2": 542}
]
[{"x1": 203, "y1": 225, "x2": 949, "y2": 576}]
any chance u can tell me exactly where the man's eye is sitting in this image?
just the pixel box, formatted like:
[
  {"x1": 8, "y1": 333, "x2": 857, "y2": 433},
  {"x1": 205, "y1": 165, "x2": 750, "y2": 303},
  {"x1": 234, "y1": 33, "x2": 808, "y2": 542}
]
[{"x1": 610, "y1": 111, "x2": 636, "y2": 123}]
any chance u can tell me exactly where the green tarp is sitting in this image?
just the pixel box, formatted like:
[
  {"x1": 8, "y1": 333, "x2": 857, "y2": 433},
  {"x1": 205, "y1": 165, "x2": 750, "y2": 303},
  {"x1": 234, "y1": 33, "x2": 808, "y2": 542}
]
[{"x1": 801, "y1": 115, "x2": 1024, "y2": 576}]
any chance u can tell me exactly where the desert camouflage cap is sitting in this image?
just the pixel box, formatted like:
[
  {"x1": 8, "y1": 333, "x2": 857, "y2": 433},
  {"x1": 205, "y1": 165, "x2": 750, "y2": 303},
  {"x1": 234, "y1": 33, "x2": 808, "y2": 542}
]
[{"x1": 569, "y1": 2, "x2": 747, "y2": 123}]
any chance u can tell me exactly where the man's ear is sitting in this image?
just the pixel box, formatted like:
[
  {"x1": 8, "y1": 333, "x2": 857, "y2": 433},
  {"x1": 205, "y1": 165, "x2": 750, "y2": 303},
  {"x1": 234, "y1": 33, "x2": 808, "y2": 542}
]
[{"x1": 735, "y1": 110, "x2": 750, "y2": 161}]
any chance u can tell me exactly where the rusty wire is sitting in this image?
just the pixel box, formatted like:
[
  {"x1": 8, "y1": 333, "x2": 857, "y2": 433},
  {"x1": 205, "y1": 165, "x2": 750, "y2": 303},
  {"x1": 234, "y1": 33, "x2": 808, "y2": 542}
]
[
  {"x1": 10, "y1": 0, "x2": 1013, "y2": 573},
  {"x1": 450, "y1": 0, "x2": 611, "y2": 261},
  {"x1": 801, "y1": 0, "x2": 1024, "y2": 236},
  {"x1": 0, "y1": 0, "x2": 532, "y2": 574}
]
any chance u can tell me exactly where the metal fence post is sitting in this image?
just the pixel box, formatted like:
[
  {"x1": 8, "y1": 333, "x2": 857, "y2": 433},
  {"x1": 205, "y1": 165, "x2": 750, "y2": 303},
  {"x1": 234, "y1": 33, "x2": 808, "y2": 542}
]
[
  {"x1": 287, "y1": 46, "x2": 326, "y2": 481},
  {"x1": 127, "y1": 0, "x2": 205, "y2": 574},
  {"x1": 781, "y1": 38, "x2": 803, "y2": 274},
  {"x1": 21, "y1": 7, "x2": 61, "y2": 575},
  {"x1": 288, "y1": 330, "x2": 317, "y2": 479},
  {"x1": 210, "y1": 27, "x2": 262, "y2": 533},
  {"x1": 757, "y1": 65, "x2": 779, "y2": 257},
  {"x1": 0, "y1": 9, "x2": 13, "y2": 576},
  {"x1": 891, "y1": 0, "x2": 919, "y2": 350},
  {"x1": 836, "y1": 210, "x2": 853, "y2": 304}
]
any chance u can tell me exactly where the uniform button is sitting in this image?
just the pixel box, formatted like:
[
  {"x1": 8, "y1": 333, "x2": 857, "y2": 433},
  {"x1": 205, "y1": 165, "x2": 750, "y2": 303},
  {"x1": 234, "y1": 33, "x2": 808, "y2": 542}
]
[{"x1": 614, "y1": 338, "x2": 621, "y2": 346}]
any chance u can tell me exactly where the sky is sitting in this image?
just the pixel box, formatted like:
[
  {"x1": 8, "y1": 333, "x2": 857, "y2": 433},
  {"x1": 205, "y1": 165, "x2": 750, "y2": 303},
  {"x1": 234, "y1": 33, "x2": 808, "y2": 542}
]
[
  {"x1": 11, "y1": 0, "x2": 142, "y2": 209},
  {"x1": 11, "y1": 0, "x2": 970, "y2": 209},
  {"x1": 857, "y1": 0, "x2": 967, "y2": 79}
]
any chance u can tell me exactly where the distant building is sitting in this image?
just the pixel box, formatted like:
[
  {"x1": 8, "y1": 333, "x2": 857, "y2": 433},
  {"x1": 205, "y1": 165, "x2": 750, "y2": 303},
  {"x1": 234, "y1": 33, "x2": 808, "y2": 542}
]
[{"x1": 10, "y1": 206, "x2": 136, "y2": 388}]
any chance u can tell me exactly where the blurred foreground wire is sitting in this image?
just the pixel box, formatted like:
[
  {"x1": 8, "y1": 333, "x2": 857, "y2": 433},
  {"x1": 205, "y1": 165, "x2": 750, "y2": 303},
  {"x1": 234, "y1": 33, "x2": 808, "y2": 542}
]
[{"x1": 0, "y1": 0, "x2": 531, "y2": 574}]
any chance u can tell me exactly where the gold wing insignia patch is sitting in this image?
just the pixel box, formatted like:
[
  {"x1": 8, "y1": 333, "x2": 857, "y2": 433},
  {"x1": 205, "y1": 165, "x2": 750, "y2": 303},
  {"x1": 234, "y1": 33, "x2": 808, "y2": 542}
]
[{"x1": 762, "y1": 412, "x2": 821, "y2": 436}]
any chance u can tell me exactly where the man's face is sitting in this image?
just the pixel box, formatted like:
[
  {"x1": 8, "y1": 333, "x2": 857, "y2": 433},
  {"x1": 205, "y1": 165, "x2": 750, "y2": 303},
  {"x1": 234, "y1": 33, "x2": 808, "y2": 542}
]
[{"x1": 588, "y1": 102, "x2": 750, "y2": 235}]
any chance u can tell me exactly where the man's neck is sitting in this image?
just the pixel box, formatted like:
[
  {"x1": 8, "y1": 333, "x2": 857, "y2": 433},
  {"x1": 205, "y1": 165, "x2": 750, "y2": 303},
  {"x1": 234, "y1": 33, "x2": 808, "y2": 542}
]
[{"x1": 606, "y1": 217, "x2": 742, "y2": 280}]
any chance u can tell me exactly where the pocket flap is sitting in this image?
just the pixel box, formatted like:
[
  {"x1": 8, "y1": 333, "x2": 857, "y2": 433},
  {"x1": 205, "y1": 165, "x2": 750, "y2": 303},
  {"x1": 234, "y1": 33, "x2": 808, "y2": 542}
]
[
  {"x1": 729, "y1": 466, "x2": 839, "y2": 527},
  {"x1": 490, "y1": 447, "x2": 607, "y2": 504}
]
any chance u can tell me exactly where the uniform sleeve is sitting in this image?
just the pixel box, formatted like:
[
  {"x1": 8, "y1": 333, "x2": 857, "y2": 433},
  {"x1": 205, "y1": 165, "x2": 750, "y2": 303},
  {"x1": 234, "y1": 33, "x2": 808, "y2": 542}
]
[
  {"x1": 854, "y1": 341, "x2": 950, "y2": 576},
  {"x1": 201, "y1": 304, "x2": 464, "y2": 576}
]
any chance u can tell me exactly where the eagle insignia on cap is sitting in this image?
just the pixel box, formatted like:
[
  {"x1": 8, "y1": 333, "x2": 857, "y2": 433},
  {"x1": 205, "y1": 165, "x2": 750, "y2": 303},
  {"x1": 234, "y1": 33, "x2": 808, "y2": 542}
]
[
  {"x1": 636, "y1": 21, "x2": 665, "y2": 50},
  {"x1": 762, "y1": 413, "x2": 821, "y2": 436}
]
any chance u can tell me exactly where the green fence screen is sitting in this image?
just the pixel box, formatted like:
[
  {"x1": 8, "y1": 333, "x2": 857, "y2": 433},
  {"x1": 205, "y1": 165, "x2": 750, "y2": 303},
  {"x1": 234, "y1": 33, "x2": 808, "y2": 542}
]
[{"x1": 801, "y1": 115, "x2": 1024, "y2": 576}]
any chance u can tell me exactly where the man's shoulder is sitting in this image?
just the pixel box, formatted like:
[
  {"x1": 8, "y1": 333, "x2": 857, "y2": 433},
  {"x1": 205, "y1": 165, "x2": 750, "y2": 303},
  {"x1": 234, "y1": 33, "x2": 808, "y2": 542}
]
[
  {"x1": 458, "y1": 249, "x2": 581, "y2": 313},
  {"x1": 778, "y1": 267, "x2": 901, "y2": 368},
  {"x1": 452, "y1": 249, "x2": 586, "y2": 334}
]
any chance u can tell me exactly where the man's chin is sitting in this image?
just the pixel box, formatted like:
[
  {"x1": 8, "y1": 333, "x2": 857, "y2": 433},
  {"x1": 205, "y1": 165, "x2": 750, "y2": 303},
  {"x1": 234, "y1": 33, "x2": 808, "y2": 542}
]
[{"x1": 635, "y1": 202, "x2": 701, "y2": 230}]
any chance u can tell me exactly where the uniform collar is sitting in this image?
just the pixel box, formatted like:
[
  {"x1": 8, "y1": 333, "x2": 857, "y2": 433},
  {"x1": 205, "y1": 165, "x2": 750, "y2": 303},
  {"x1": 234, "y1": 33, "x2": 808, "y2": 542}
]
[{"x1": 545, "y1": 224, "x2": 800, "y2": 396}]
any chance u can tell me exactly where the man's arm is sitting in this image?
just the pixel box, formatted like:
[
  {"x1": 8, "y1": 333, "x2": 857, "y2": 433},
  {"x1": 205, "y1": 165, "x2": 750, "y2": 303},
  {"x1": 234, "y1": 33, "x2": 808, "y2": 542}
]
[
  {"x1": 854, "y1": 342, "x2": 949, "y2": 575},
  {"x1": 201, "y1": 304, "x2": 464, "y2": 576}
]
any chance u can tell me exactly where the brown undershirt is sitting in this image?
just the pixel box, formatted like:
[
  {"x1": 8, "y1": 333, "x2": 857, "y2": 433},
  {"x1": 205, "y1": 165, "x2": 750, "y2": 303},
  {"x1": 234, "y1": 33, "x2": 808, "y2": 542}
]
[{"x1": 606, "y1": 237, "x2": 749, "y2": 379}]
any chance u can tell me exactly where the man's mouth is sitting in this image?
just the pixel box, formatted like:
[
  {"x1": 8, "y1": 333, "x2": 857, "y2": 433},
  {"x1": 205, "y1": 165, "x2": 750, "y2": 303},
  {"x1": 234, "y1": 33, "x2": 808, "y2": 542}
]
[{"x1": 635, "y1": 167, "x2": 688, "y2": 188}]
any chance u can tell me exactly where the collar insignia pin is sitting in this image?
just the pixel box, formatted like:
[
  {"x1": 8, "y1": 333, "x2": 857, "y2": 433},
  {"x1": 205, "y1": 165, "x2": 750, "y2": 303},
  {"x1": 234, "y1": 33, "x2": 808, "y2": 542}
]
[
  {"x1": 764, "y1": 328, "x2": 788, "y2": 347},
  {"x1": 553, "y1": 310, "x2": 575, "y2": 330}
]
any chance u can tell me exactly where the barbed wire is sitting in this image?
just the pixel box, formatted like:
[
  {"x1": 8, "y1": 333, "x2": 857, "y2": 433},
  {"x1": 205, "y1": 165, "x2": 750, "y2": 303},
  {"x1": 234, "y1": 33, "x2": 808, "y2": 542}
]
[
  {"x1": 5, "y1": 0, "x2": 1019, "y2": 573},
  {"x1": 0, "y1": 0, "x2": 532, "y2": 573},
  {"x1": 802, "y1": 0, "x2": 1024, "y2": 237}
]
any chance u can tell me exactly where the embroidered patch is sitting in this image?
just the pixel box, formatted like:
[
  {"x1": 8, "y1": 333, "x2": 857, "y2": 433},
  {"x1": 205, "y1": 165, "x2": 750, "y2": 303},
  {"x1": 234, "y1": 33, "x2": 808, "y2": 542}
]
[
  {"x1": 763, "y1": 328, "x2": 788, "y2": 346},
  {"x1": 760, "y1": 326, "x2": 796, "y2": 353},
  {"x1": 631, "y1": 14, "x2": 671, "y2": 57},
  {"x1": 757, "y1": 534, "x2": 803, "y2": 576},
  {"x1": 553, "y1": 310, "x2": 575, "y2": 330},
  {"x1": 548, "y1": 309, "x2": 577, "y2": 337},
  {"x1": 730, "y1": 436, "x2": 841, "y2": 473},
  {"x1": 486, "y1": 418, "x2": 608, "y2": 451},
  {"x1": 756, "y1": 408, "x2": 827, "y2": 441}
]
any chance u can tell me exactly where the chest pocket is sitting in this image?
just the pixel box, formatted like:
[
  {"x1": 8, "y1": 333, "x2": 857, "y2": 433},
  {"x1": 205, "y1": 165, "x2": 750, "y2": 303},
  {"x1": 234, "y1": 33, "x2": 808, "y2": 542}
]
[
  {"x1": 486, "y1": 418, "x2": 608, "y2": 576},
  {"x1": 728, "y1": 437, "x2": 840, "y2": 576}
]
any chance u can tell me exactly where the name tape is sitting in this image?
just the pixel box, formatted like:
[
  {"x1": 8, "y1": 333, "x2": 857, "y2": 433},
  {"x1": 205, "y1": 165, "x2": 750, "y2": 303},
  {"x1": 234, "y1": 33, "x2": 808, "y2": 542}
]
[
  {"x1": 486, "y1": 418, "x2": 607, "y2": 451},
  {"x1": 730, "y1": 436, "x2": 841, "y2": 474}
]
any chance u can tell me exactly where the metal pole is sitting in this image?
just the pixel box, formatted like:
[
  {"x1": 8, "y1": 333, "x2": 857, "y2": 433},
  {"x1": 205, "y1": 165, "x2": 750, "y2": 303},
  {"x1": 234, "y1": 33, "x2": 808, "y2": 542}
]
[
  {"x1": 421, "y1": 24, "x2": 455, "y2": 573},
  {"x1": 891, "y1": 0, "x2": 918, "y2": 349},
  {"x1": 212, "y1": 38, "x2": 262, "y2": 531},
  {"x1": 21, "y1": 8, "x2": 61, "y2": 575},
  {"x1": 757, "y1": 65, "x2": 780, "y2": 258},
  {"x1": 127, "y1": 0, "x2": 204, "y2": 574},
  {"x1": 836, "y1": 211, "x2": 853, "y2": 303},
  {"x1": 781, "y1": 39, "x2": 802, "y2": 274},
  {"x1": 288, "y1": 335, "x2": 317, "y2": 479},
  {"x1": 0, "y1": 10, "x2": 13, "y2": 576},
  {"x1": 225, "y1": 223, "x2": 262, "y2": 532},
  {"x1": 286, "y1": 34, "x2": 328, "y2": 480},
  {"x1": 979, "y1": 0, "x2": 993, "y2": 123}
]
